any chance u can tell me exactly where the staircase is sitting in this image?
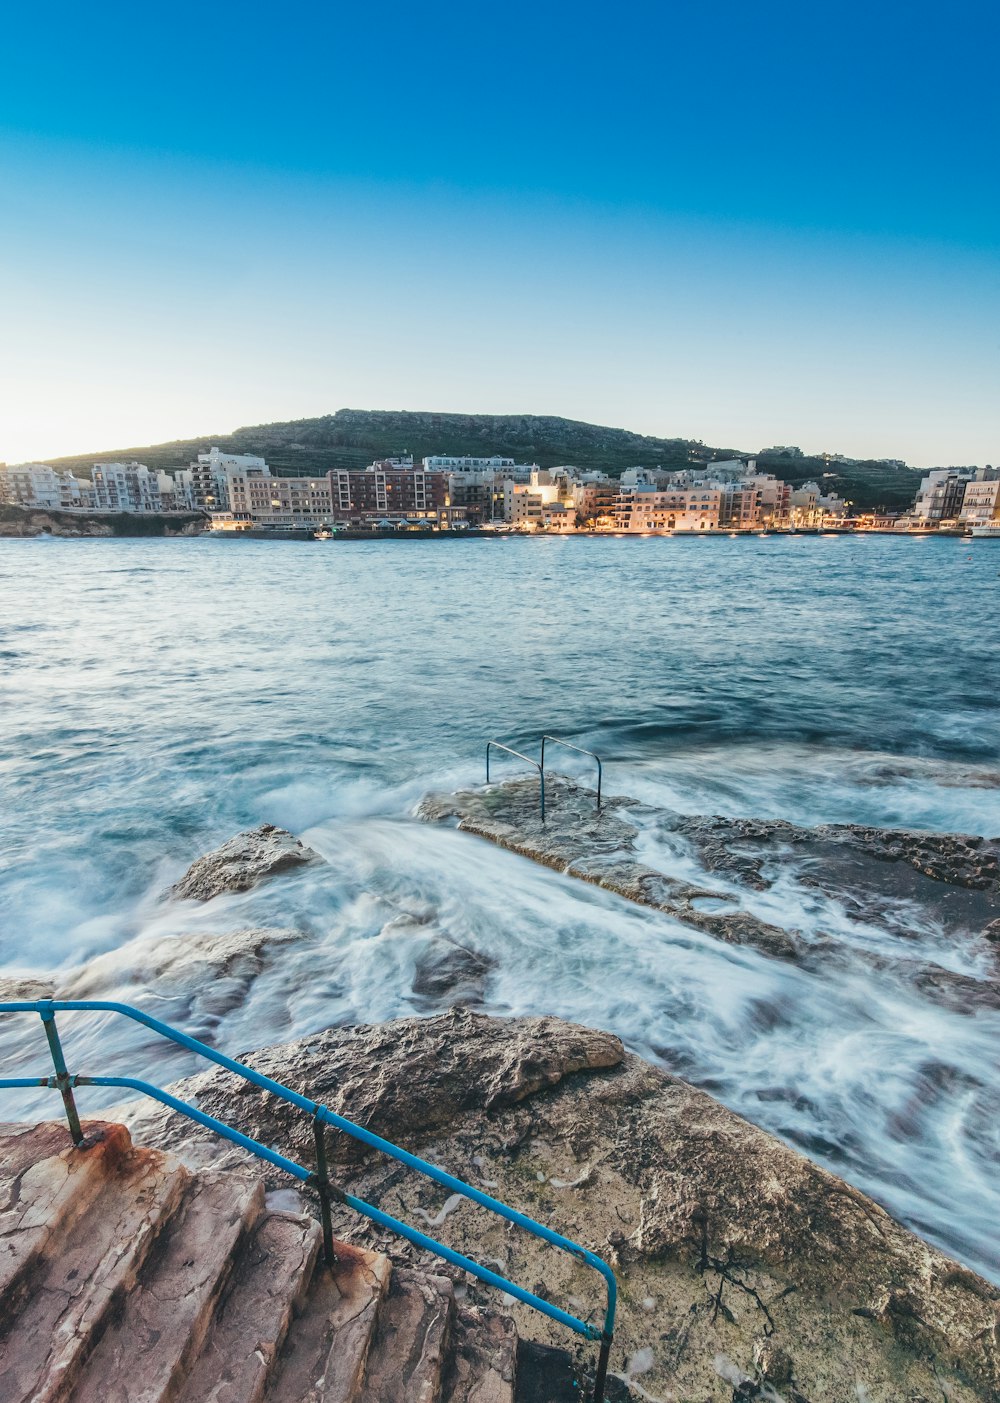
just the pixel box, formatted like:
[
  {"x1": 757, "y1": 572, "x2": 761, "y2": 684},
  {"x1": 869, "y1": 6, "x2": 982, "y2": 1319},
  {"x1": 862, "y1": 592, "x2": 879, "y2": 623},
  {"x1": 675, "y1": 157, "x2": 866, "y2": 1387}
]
[{"x1": 0, "y1": 1120, "x2": 520, "y2": 1403}]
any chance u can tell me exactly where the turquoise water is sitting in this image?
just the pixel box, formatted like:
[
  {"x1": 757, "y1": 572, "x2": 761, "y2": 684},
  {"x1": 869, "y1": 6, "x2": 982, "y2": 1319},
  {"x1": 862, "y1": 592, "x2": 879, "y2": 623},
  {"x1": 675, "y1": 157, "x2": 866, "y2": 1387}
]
[{"x1": 1, "y1": 534, "x2": 998, "y2": 1280}]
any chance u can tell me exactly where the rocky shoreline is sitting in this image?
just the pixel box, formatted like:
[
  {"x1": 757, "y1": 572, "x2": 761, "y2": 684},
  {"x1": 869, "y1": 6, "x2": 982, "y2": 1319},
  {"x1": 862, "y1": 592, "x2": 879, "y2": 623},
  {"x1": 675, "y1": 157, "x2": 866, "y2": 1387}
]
[
  {"x1": 111, "y1": 1008, "x2": 998, "y2": 1402},
  {"x1": 0, "y1": 504, "x2": 206, "y2": 537},
  {"x1": 418, "y1": 776, "x2": 1000, "y2": 1012},
  {"x1": 2, "y1": 811, "x2": 998, "y2": 1398}
]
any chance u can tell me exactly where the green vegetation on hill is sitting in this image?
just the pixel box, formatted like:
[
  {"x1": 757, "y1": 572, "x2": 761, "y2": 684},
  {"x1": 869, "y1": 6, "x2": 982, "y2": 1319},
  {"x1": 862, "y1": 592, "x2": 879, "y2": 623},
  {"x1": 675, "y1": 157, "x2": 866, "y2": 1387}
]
[{"x1": 48, "y1": 408, "x2": 925, "y2": 509}]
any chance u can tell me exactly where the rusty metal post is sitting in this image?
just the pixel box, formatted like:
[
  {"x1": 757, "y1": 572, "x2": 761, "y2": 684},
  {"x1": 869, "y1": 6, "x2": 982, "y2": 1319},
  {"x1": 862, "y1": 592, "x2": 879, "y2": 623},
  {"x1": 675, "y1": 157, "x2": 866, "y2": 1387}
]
[{"x1": 312, "y1": 1113, "x2": 337, "y2": 1268}]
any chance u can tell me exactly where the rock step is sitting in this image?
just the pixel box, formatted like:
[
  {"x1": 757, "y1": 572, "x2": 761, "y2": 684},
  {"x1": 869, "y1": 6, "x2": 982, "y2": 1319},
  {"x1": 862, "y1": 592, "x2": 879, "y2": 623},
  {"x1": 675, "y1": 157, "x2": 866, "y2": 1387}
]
[
  {"x1": 441, "y1": 1307, "x2": 518, "y2": 1403},
  {"x1": 69, "y1": 1171, "x2": 265, "y2": 1403},
  {"x1": 264, "y1": 1240, "x2": 391, "y2": 1403},
  {"x1": 357, "y1": 1267, "x2": 455, "y2": 1403},
  {"x1": 0, "y1": 1134, "x2": 187, "y2": 1403},
  {"x1": 0, "y1": 1121, "x2": 131, "y2": 1306},
  {"x1": 177, "y1": 1208, "x2": 322, "y2": 1403}
]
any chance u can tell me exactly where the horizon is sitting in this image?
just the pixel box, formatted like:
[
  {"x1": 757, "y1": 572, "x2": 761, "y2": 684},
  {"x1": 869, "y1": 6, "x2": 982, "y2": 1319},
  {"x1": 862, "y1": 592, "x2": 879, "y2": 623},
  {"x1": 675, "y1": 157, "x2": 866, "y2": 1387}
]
[{"x1": 2, "y1": 0, "x2": 998, "y2": 468}]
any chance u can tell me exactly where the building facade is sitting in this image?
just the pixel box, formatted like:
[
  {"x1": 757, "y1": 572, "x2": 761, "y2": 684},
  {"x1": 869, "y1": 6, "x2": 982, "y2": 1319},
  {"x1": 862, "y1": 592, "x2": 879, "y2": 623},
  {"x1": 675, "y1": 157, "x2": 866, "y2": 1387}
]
[{"x1": 0, "y1": 464, "x2": 90, "y2": 510}]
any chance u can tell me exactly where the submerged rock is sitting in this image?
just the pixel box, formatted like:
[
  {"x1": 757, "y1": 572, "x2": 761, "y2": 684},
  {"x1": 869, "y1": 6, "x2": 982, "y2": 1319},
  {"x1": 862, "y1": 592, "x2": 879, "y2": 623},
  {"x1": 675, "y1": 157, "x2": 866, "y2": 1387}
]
[
  {"x1": 115, "y1": 1010, "x2": 999, "y2": 1402},
  {"x1": 57, "y1": 926, "x2": 300, "y2": 1039},
  {"x1": 165, "y1": 823, "x2": 319, "y2": 902},
  {"x1": 412, "y1": 936, "x2": 496, "y2": 1005}
]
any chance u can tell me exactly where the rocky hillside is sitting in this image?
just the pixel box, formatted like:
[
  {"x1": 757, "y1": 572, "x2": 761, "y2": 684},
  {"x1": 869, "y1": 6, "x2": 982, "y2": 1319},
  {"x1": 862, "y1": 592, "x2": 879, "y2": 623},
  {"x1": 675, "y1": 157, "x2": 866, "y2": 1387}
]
[{"x1": 46, "y1": 409, "x2": 925, "y2": 509}]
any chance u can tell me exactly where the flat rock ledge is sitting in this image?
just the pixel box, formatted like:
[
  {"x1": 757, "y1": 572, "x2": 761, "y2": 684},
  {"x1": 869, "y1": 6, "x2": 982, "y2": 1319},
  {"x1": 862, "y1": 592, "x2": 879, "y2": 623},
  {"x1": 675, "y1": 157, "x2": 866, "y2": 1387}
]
[
  {"x1": 165, "y1": 823, "x2": 320, "y2": 902},
  {"x1": 417, "y1": 779, "x2": 1000, "y2": 998},
  {"x1": 417, "y1": 778, "x2": 800, "y2": 962},
  {"x1": 115, "y1": 1009, "x2": 999, "y2": 1402}
]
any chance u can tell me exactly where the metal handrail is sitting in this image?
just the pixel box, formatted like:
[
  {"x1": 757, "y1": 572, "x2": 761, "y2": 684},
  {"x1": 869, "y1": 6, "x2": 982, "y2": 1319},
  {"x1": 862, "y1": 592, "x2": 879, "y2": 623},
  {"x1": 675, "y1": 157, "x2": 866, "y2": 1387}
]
[
  {"x1": 485, "y1": 741, "x2": 546, "y2": 822},
  {"x1": 0, "y1": 999, "x2": 615, "y2": 1399},
  {"x1": 540, "y1": 736, "x2": 602, "y2": 809}
]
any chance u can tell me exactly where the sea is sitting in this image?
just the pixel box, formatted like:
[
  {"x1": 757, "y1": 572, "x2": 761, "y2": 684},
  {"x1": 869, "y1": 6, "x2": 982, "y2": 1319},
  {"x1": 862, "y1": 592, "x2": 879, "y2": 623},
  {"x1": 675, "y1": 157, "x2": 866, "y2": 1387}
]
[{"x1": 1, "y1": 533, "x2": 998, "y2": 1282}]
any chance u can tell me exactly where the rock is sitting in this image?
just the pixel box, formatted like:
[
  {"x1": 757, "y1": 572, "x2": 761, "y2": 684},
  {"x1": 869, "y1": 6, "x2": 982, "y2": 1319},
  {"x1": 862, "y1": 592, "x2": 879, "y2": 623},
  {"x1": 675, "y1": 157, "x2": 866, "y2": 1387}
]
[
  {"x1": 753, "y1": 1336, "x2": 793, "y2": 1385},
  {"x1": 56, "y1": 927, "x2": 300, "y2": 1040},
  {"x1": 412, "y1": 938, "x2": 496, "y2": 1005},
  {"x1": 165, "y1": 824, "x2": 319, "y2": 902},
  {"x1": 418, "y1": 778, "x2": 805, "y2": 962},
  {"x1": 671, "y1": 812, "x2": 1000, "y2": 899},
  {"x1": 0, "y1": 978, "x2": 55, "y2": 1002},
  {"x1": 117, "y1": 1007, "x2": 624, "y2": 1171},
  {"x1": 116, "y1": 1011, "x2": 998, "y2": 1403}
]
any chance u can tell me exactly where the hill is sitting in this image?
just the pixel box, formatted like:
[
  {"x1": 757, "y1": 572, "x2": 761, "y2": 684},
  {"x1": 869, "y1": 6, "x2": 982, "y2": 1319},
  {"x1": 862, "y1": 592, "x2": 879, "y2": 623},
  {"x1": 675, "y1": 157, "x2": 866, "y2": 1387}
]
[{"x1": 47, "y1": 408, "x2": 924, "y2": 509}]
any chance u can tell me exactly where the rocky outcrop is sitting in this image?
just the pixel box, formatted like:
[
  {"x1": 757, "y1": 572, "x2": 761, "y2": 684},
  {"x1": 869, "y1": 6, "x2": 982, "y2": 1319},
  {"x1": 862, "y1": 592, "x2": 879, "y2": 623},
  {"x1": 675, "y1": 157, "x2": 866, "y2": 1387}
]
[
  {"x1": 418, "y1": 779, "x2": 801, "y2": 961},
  {"x1": 670, "y1": 812, "x2": 1000, "y2": 895},
  {"x1": 115, "y1": 1010, "x2": 1000, "y2": 1402},
  {"x1": 418, "y1": 779, "x2": 1000, "y2": 991},
  {"x1": 0, "y1": 505, "x2": 206, "y2": 537},
  {"x1": 165, "y1": 824, "x2": 320, "y2": 902}
]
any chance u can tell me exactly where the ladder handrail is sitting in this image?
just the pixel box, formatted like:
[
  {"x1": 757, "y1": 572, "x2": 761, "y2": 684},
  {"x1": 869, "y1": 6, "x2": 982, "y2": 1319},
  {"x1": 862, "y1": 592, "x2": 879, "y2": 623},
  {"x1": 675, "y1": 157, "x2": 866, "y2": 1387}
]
[
  {"x1": 485, "y1": 741, "x2": 546, "y2": 822},
  {"x1": 0, "y1": 999, "x2": 615, "y2": 1396},
  {"x1": 540, "y1": 736, "x2": 602, "y2": 809}
]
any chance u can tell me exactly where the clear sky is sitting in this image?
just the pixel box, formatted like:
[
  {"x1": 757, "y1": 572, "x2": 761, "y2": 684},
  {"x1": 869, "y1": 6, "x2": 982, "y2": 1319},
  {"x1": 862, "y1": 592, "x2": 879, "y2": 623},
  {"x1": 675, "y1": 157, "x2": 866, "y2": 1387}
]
[{"x1": 1, "y1": 0, "x2": 997, "y2": 467}]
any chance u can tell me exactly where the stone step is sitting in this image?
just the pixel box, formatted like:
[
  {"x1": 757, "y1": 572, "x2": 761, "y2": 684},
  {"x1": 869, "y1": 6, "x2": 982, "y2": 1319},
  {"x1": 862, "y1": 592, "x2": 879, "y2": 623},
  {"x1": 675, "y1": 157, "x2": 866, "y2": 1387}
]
[
  {"x1": 0, "y1": 1132, "x2": 188, "y2": 1403},
  {"x1": 441, "y1": 1307, "x2": 517, "y2": 1403},
  {"x1": 69, "y1": 1170, "x2": 265, "y2": 1403},
  {"x1": 357, "y1": 1267, "x2": 455, "y2": 1403},
  {"x1": 264, "y1": 1239, "x2": 391, "y2": 1403},
  {"x1": 176, "y1": 1207, "x2": 322, "y2": 1403},
  {"x1": 0, "y1": 1121, "x2": 132, "y2": 1307}
]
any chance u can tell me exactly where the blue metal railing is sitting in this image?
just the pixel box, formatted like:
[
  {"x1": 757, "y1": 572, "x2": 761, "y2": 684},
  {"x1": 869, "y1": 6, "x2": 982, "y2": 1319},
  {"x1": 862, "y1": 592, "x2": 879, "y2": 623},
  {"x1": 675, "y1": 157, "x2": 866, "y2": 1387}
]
[
  {"x1": 540, "y1": 736, "x2": 602, "y2": 809},
  {"x1": 0, "y1": 999, "x2": 615, "y2": 1399},
  {"x1": 486, "y1": 741, "x2": 546, "y2": 822}
]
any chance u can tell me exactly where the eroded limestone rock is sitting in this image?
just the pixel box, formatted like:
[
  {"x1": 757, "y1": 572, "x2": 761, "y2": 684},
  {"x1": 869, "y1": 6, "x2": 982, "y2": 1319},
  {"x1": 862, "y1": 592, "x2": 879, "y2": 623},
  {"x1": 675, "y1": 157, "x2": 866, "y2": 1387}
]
[
  {"x1": 418, "y1": 778, "x2": 803, "y2": 962},
  {"x1": 165, "y1": 824, "x2": 319, "y2": 902},
  {"x1": 115, "y1": 1010, "x2": 999, "y2": 1402}
]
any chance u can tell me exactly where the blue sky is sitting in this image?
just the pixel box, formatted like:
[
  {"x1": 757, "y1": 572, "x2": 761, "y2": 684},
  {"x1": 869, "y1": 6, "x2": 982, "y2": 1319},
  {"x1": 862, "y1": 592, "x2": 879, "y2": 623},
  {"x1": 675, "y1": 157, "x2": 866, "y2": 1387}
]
[{"x1": 1, "y1": 0, "x2": 997, "y2": 466}]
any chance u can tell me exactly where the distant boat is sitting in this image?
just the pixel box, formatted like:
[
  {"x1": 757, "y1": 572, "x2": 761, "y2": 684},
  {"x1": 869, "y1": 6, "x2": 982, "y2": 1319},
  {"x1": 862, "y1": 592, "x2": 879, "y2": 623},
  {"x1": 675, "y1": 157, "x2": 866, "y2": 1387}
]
[{"x1": 969, "y1": 523, "x2": 1000, "y2": 539}]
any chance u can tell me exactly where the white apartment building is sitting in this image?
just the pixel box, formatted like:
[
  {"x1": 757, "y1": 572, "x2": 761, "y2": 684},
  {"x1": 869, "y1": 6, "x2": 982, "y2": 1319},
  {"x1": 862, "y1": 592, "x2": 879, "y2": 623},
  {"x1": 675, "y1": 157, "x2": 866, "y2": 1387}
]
[
  {"x1": 612, "y1": 486, "x2": 722, "y2": 532},
  {"x1": 91, "y1": 462, "x2": 165, "y2": 512},
  {"x1": 155, "y1": 470, "x2": 196, "y2": 511},
  {"x1": 0, "y1": 464, "x2": 90, "y2": 510},
  {"x1": 188, "y1": 448, "x2": 267, "y2": 511},
  {"x1": 959, "y1": 474, "x2": 1000, "y2": 527},
  {"x1": 423, "y1": 455, "x2": 512, "y2": 471},
  {"x1": 423, "y1": 455, "x2": 536, "y2": 482}
]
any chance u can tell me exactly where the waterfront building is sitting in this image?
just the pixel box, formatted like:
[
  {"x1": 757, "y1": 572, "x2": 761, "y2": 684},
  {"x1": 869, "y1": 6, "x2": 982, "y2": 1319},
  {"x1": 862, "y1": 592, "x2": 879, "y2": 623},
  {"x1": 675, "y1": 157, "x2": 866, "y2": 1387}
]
[
  {"x1": 788, "y1": 481, "x2": 845, "y2": 527},
  {"x1": 330, "y1": 467, "x2": 449, "y2": 526},
  {"x1": 223, "y1": 464, "x2": 333, "y2": 529},
  {"x1": 0, "y1": 463, "x2": 90, "y2": 510},
  {"x1": 572, "y1": 472, "x2": 617, "y2": 523},
  {"x1": 910, "y1": 468, "x2": 977, "y2": 525},
  {"x1": 612, "y1": 485, "x2": 722, "y2": 531},
  {"x1": 503, "y1": 469, "x2": 577, "y2": 530},
  {"x1": 91, "y1": 461, "x2": 163, "y2": 512},
  {"x1": 447, "y1": 471, "x2": 505, "y2": 525},
  {"x1": 188, "y1": 448, "x2": 267, "y2": 512},
  {"x1": 959, "y1": 472, "x2": 1000, "y2": 529}
]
